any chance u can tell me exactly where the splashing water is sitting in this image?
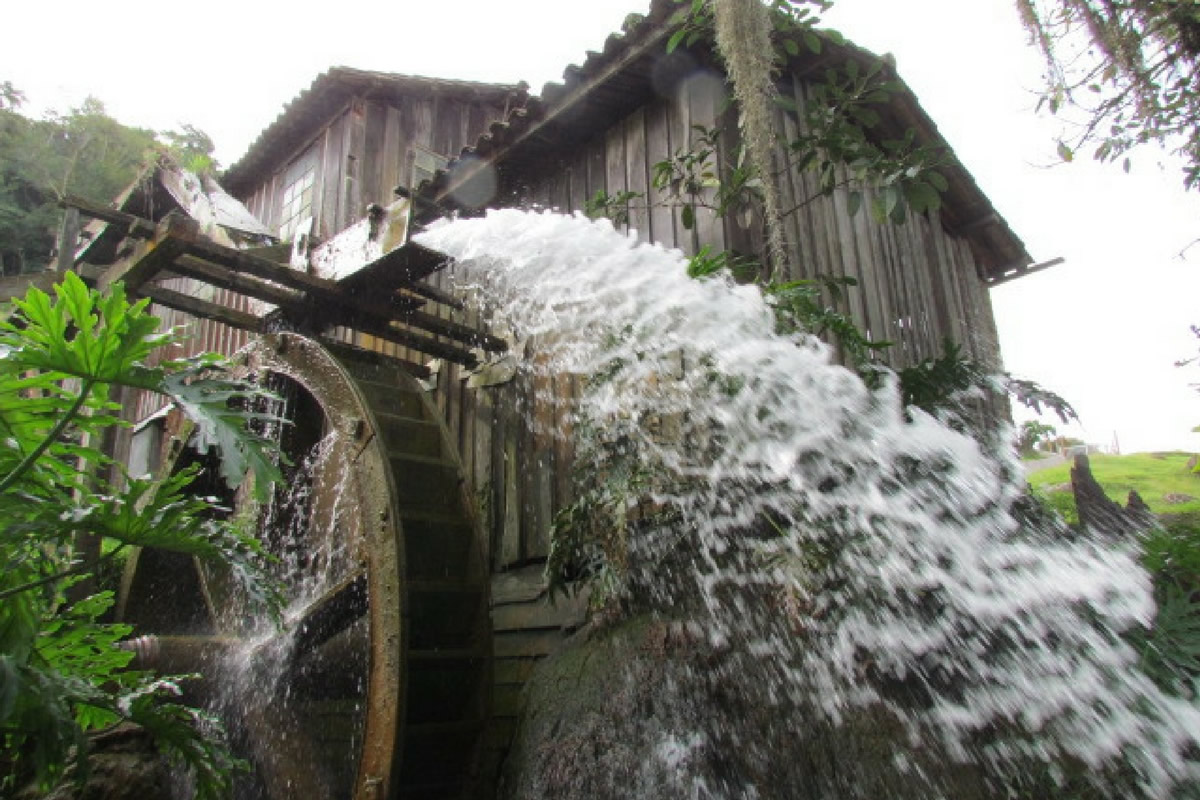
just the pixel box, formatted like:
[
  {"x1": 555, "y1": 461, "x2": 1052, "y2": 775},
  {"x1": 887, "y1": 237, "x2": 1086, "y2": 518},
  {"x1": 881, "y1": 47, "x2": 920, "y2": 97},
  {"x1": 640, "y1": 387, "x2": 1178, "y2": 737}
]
[{"x1": 419, "y1": 210, "x2": 1200, "y2": 798}]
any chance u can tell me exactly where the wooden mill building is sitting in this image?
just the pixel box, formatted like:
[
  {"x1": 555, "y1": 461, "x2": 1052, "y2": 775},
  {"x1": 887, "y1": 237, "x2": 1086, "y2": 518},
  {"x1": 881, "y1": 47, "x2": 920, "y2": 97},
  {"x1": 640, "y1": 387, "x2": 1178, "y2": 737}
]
[{"x1": 49, "y1": 0, "x2": 1045, "y2": 795}]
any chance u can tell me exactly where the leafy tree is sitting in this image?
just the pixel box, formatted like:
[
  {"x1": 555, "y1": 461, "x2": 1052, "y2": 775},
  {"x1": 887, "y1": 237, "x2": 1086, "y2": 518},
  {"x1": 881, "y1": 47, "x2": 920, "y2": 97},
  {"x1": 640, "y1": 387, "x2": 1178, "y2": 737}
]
[
  {"x1": 0, "y1": 273, "x2": 283, "y2": 797},
  {"x1": 1015, "y1": 0, "x2": 1200, "y2": 188},
  {"x1": 0, "y1": 95, "x2": 157, "y2": 275},
  {"x1": 1017, "y1": 418, "x2": 1058, "y2": 454},
  {"x1": 0, "y1": 90, "x2": 219, "y2": 276}
]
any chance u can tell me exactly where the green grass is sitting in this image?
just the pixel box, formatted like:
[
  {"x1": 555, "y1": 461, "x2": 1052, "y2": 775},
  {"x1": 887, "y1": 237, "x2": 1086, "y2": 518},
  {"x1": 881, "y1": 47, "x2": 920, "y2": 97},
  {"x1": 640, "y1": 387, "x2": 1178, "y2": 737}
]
[{"x1": 1028, "y1": 451, "x2": 1200, "y2": 524}]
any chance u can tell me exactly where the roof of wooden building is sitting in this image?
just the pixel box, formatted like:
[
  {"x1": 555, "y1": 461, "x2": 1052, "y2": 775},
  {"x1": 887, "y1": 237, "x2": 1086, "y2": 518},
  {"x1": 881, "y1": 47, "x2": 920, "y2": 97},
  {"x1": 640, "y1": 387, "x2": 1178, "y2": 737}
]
[
  {"x1": 418, "y1": 0, "x2": 1035, "y2": 282},
  {"x1": 222, "y1": 68, "x2": 527, "y2": 197}
]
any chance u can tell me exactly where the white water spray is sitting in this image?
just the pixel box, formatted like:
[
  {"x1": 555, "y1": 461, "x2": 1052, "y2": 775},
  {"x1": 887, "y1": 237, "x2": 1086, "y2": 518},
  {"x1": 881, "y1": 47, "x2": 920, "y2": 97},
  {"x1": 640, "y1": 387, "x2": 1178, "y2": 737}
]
[{"x1": 419, "y1": 209, "x2": 1200, "y2": 798}]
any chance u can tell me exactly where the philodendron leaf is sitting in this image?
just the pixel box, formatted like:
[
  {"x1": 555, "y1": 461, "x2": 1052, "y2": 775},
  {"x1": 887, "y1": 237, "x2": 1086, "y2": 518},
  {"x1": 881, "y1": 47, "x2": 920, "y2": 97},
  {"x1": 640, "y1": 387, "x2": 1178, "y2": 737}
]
[{"x1": 160, "y1": 365, "x2": 286, "y2": 500}]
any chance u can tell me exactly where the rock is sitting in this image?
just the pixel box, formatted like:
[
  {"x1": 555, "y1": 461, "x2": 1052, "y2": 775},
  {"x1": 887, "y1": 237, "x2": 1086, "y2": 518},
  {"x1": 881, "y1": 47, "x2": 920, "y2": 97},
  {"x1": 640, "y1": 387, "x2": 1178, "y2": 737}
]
[
  {"x1": 500, "y1": 616, "x2": 994, "y2": 800},
  {"x1": 1163, "y1": 493, "x2": 1197, "y2": 505},
  {"x1": 16, "y1": 724, "x2": 175, "y2": 800}
]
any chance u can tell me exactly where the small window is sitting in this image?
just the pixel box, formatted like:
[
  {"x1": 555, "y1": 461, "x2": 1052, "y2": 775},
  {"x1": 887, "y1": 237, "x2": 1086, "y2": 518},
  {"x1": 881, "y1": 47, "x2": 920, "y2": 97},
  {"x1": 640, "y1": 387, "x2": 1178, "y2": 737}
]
[
  {"x1": 410, "y1": 146, "x2": 449, "y2": 190},
  {"x1": 278, "y1": 151, "x2": 318, "y2": 241}
]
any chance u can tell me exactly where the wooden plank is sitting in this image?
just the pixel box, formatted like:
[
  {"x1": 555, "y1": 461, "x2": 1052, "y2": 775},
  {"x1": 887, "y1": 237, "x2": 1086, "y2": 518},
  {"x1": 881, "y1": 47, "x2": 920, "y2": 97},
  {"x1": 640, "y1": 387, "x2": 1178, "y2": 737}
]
[
  {"x1": 624, "y1": 107, "x2": 651, "y2": 242},
  {"x1": 491, "y1": 564, "x2": 547, "y2": 605},
  {"x1": 491, "y1": 593, "x2": 587, "y2": 633},
  {"x1": 134, "y1": 285, "x2": 262, "y2": 333},
  {"x1": 517, "y1": 374, "x2": 539, "y2": 560},
  {"x1": 604, "y1": 125, "x2": 627, "y2": 233},
  {"x1": 472, "y1": 384, "x2": 494, "y2": 569},
  {"x1": 644, "y1": 100, "x2": 674, "y2": 248},
  {"x1": 362, "y1": 101, "x2": 387, "y2": 208},
  {"x1": 344, "y1": 100, "x2": 367, "y2": 230},
  {"x1": 320, "y1": 123, "x2": 341, "y2": 240},
  {"x1": 586, "y1": 135, "x2": 607, "y2": 213},
  {"x1": 848, "y1": 184, "x2": 889, "y2": 352},
  {"x1": 530, "y1": 351, "x2": 554, "y2": 558},
  {"x1": 552, "y1": 372, "x2": 576, "y2": 518},
  {"x1": 382, "y1": 106, "x2": 403, "y2": 202},
  {"x1": 687, "y1": 73, "x2": 725, "y2": 255},
  {"x1": 501, "y1": 387, "x2": 522, "y2": 569}
]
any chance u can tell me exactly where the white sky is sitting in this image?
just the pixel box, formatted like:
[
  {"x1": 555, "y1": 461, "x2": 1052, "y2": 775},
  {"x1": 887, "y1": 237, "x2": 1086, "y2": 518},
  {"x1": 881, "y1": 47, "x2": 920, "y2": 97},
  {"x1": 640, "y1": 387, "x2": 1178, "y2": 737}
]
[{"x1": 3, "y1": 0, "x2": 1198, "y2": 454}]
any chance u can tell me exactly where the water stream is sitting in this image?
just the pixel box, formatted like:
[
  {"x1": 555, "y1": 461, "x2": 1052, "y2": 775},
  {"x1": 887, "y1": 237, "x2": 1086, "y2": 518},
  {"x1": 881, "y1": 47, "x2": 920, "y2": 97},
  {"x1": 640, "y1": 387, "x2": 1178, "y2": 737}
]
[{"x1": 418, "y1": 210, "x2": 1200, "y2": 798}]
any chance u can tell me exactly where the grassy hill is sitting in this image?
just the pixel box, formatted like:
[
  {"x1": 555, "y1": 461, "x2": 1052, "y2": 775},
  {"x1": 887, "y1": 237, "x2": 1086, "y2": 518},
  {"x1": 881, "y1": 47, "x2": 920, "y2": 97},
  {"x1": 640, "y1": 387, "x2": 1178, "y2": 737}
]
[{"x1": 1028, "y1": 451, "x2": 1200, "y2": 524}]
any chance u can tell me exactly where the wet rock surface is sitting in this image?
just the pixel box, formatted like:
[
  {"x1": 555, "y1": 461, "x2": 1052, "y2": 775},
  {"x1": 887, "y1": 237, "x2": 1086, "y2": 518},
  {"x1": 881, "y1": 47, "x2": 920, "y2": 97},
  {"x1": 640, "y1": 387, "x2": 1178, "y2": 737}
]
[{"x1": 500, "y1": 616, "x2": 992, "y2": 800}]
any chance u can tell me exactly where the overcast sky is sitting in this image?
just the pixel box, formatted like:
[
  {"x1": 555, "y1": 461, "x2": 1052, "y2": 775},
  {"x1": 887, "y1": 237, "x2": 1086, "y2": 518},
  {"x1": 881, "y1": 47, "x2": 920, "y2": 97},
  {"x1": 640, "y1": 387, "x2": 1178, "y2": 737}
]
[{"x1": 4, "y1": 0, "x2": 1198, "y2": 453}]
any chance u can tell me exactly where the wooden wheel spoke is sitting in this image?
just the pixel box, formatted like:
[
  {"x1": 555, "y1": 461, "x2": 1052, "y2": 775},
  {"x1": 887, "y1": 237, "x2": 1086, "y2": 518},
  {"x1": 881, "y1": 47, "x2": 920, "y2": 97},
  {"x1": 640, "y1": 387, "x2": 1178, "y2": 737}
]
[{"x1": 289, "y1": 569, "x2": 369, "y2": 660}]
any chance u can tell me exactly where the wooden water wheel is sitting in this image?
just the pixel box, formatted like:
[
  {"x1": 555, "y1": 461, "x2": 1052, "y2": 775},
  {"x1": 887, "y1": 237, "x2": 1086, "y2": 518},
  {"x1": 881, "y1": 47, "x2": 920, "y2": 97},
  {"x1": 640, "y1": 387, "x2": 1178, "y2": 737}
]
[{"x1": 118, "y1": 332, "x2": 491, "y2": 800}]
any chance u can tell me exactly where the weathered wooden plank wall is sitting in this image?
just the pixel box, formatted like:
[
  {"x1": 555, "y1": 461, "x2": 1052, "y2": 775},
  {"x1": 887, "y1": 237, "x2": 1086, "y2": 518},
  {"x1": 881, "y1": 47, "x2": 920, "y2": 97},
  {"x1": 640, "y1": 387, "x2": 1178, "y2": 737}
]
[
  {"x1": 239, "y1": 93, "x2": 510, "y2": 245},
  {"x1": 400, "y1": 68, "x2": 1009, "y2": 576}
]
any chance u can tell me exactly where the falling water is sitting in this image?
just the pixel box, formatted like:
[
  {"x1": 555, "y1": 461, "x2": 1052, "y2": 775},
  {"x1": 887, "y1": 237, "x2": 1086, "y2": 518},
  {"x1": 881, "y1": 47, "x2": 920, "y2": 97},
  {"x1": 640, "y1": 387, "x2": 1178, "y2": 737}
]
[
  {"x1": 217, "y1": 394, "x2": 366, "y2": 799},
  {"x1": 418, "y1": 210, "x2": 1200, "y2": 798}
]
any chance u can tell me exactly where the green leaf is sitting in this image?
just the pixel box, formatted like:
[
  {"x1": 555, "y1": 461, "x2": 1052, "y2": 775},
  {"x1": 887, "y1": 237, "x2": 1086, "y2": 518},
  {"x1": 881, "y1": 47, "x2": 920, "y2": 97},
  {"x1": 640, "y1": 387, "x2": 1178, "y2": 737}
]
[
  {"x1": 803, "y1": 31, "x2": 822, "y2": 55},
  {"x1": 160, "y1": 367, "x2": 286, "y2": 501},
  {"x1": 783, "y1": 38, "x2": 800, "y2": 57},
  {"x1": 667, "y1": 27, "x2": 688, "y2": 54},
  {"x1": 847, "y1": 190, "x2": 863, "y2": 217},
  {"x1": 681, "y1": 204, "x2": 696, "y2": 230},
  {"x1": 1056, "y1": 140, "x2": 1074, "y2": 162},
  {"x1": 903, "y1": 180, "x2": 941, "y2": 214}
]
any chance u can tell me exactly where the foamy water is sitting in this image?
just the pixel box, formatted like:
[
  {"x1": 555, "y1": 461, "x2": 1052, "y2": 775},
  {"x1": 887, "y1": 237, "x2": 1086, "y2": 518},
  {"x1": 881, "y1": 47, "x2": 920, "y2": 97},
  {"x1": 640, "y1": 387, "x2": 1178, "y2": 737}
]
[{"x1": 419, "y1": 209, "x2": 1199, "y2": 798}]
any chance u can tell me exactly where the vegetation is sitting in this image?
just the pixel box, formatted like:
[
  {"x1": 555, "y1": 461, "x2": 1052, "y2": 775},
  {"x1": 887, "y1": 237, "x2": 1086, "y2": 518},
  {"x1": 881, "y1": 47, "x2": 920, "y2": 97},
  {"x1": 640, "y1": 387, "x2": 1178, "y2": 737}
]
[
  {"x1": 1029, "y1": 451, "x2": 1200, "y2": 522},
  {"x1": 0, "y1": 88, "x2": 217, "y2": 276},
  {"x1": 0, "y1": 273, "x2": 282, "y2": 797},
  {"x1": 1017, "y1": 419, "x2": 1058, "y2": 456},
  {"x1": 1015, "y1": 0, "x2": 1200, "y2": 189}
]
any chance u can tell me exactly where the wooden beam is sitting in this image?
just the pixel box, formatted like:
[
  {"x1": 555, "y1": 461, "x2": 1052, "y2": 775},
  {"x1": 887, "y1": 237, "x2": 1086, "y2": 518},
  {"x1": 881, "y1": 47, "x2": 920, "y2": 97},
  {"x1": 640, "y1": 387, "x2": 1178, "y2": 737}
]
[
  {"x1": 61, "y1": 195, "x2": 156, "y2": 239},
  {"x1": 334, "y1": 310, "x2": 479, "y2": 367},
  {"x1": 168, "y1": 255, "x2": 306, "y2": 310},
  {"x1": 97, "y1": 216, "x2": 196, "y2": 292},
  {"x1": 177, "y1": 235, "x2": 423, "y2": 319},
  {"x1": 400, "y1": 308, "x2": 507, "y2": 353},
  {"x1": 168, "y1": 251, "x2": 501, "y2": 354},
  {"x1": 401, "y1": 280, "x2": 465, "y2": 311},
  {"x1": 134, "y1": 284, "x2": 264, "y2": 333}
]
